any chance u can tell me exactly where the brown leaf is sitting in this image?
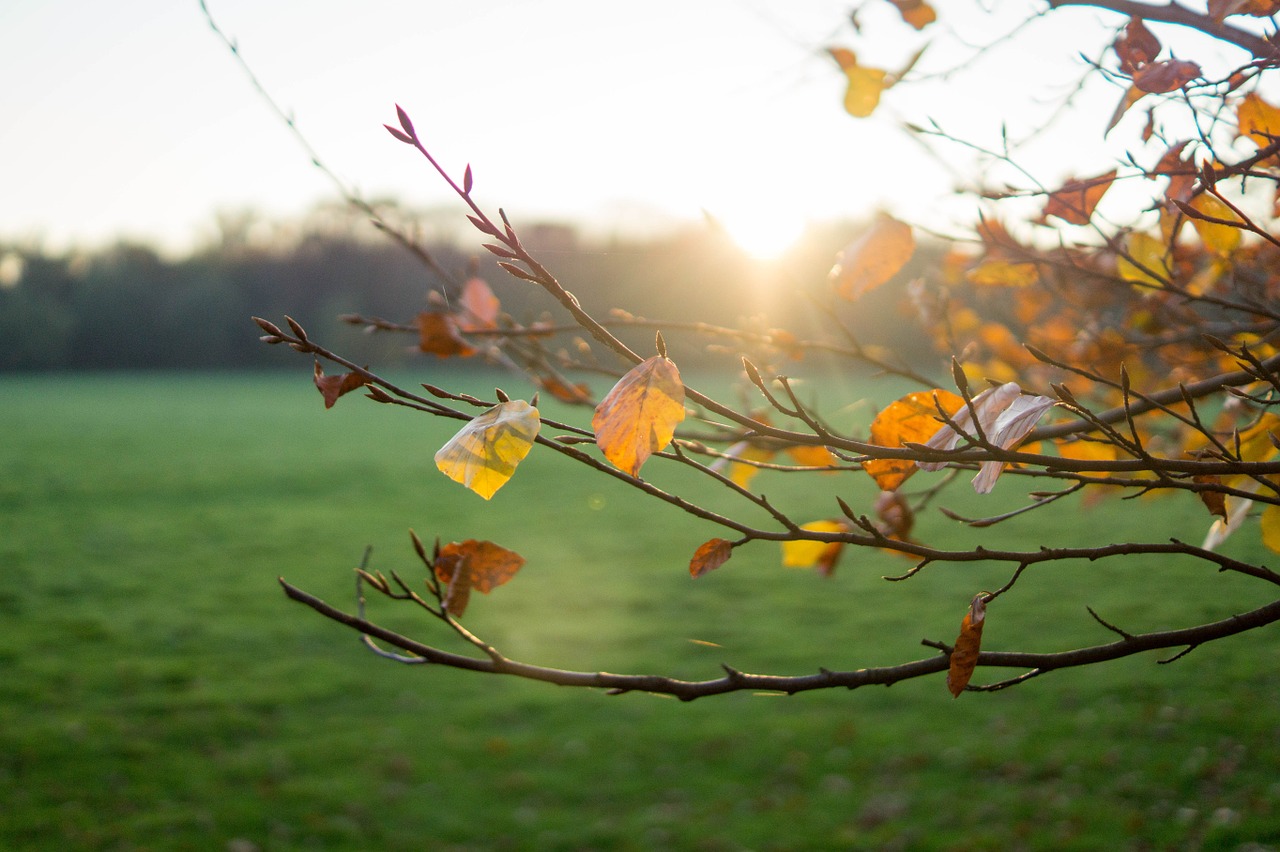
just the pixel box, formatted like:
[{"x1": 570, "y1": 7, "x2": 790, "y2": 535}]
[
  {"x1": 888, "y1": 0, "x2": 936, "y2": 30},
  {"x1": 592, "y1": 356, "x2": 686, "y2": 477},
  {"x1": 1040, "y1": 170, "x2": 1116, "y2": 225},
  {"x1": 873, "y1": 490, "x2": 915, "y2": 544},
  {"x1": 537, "y1": 375, "x2": 593, "y2": 405},
  {"x1": 690, "y1": 538, "x2": 734, "y2": 578},
  {"x1": 1114, "y1": 17, "x2": 1161, "y2": 75},
  {"x1": 947, "y1": 594, "x2": 987, "y2": 697},
  {"x1": 433, "y1": 539, "x2": 526, "y2": 617},
  {"x1": 1195, "y1": 475, "x2": 1228, "y2": 520},
  {"x1": 863, "y1": 389, "x2": 965, "y2": 491},
  {"x1": 416, "y1": 312, "x2": 478, "y2": 358},
  {"x1": 829, "y1": 215, "x2": 915, "y2": 300},
  {"x1": 313, "y1": 362, "x2": 367, "y2": 409},
  {"x1": 1132, "y1": 59, "x2": 1201, "y2": 94}
]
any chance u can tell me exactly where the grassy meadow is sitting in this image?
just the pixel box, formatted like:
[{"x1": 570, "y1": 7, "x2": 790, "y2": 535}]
[{"x1": 2, "y1": 369, "x2": 1279, "y2": 851}]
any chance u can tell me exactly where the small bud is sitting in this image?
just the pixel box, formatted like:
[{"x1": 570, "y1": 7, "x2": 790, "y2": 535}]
[
  {"x1": 463, "y1": 164, "x2": 473, "y2": 194},
  {"x1": 383, "y1": 124, "x2": 414, "y2": 145},
  {"x1": 395, "y1": 104, "x2": 415, "y2": 139}
]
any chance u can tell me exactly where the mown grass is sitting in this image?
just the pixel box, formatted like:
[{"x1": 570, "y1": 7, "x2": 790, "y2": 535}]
[{"x1": 1, "y1": 370, "x2": 1278, "y2": 851}]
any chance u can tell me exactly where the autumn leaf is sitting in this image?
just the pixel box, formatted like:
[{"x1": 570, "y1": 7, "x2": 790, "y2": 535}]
[
  {"x1": 1105, "y1": 85, "x2": 1145, "y2": 136},
  {"x1": 455, "y1": 276, "x2": 500, "y2": 332},
  {"x1": 1210, "y1": 0, "x2": 1280, "y2": 20},
  {"x1": 712, "y1": 439, "x2": 777, "y2": 488},
  {"x1": 1116, "y1": 231, "x2": 1171, "y2": 287},
  {"x1": 690, "y1": 538, "x2": 734, "y2": 578},
  {"x1": 433, "y1": 539, "x2": 525, "y2": 617},
  {"x1": 1194, "y1": 475, "x2": 1229, "y2": 520},
  {"x1": 1114, "y1": 17, "x2": 1161, "y2": 74},
  {"x1": 593, "y1": 356, "x2": 686, "y2": 477},
  {"x1": 827, "y1": 48, "x2": 890, "y2": 118},
  {"x1": 435, "y1": 400, "x2": 541, "y2": 499},
  {"x1": 864, "y1": 389, "x2": 964, "y2": 491},
  {"x1": 1054, "y1": 436, "x2": 1120, "y2": 478},
  {"x1": 947, "y1": 594, "x2": 987, "y2": 697},
  {"x1": 536, "y1": 375, "x2": 593, "y2": 405},
  {"x1": 781, "y1": 520, "x2": 851, "y2": 577},
  {"x1": 1187, "y1": 194, "x2": 1243, "y2": 256},
  {"x1": 416, "y1": 311, "x2": 478, "y2": 358},
  {"x1": 966, "y1": 259, "x2": 1039, "y2": 288},
  {"x1": 874, "y1": 490, "x2": 915, "y2": 546},
  {"x1": 313, "y1": 361, "x2": 367, "y2": 409},
  {"x1": 829, "y1": 215, "x2": 915, "y2": 300},
  {"x1": 1040, "y1": 170, "x2": 1116, "y2": 225},
  {"x1": 888, "y1": 0, "x2": 936, "y2": 30},
  {"x1": 1132, "y1": 59, "x2": 1200, "y2": 94},
  {"x1": 1236, "y1": 92, "x2": 1280, "y2": 149}
]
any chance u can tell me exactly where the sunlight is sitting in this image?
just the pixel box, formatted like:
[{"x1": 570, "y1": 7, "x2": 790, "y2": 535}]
[{"x1": 713, "y1": 208, "x2": 807, "y2": 262}]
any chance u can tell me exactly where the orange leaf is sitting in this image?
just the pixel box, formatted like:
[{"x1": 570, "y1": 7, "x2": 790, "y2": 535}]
[
  {"x1": 313, "y1": 362, "x2": 367, "y2": 409},
  {"x1": 1041, "y1": 170, "x2": 1116, "y2": 225},
  {"x1": 827, "y1": 48, "x2": 890, "y2": 118},
  {"x1": 455, "y1": 277, "x2": 500, "y2": 332},
  {"x1": 1194, "y1": 475, "x2": 1228, "y2": 520},
  {"x1": 889, "y1": 0, "x2": 936, "y2": 30},
  {"x1": 1132, "y1": 59, "x2": 1201, "y2": 94},
  {"x1": 829, "y1": 215, "x2": 915, "y2": 300},
  {"x1": 416, "y1": 311, "x2": 478, "y2": 358},
  {"x1": 433, "y1": 539, "x2": 525, "y2": 618},
  {"x1": 536, "y1": 375, "x2": 593, "y2": 405},
  {"x1": 781, "y1": 520, "x2": 850, "y2": 577},
  {"x1": 863, "y1": 389, "x2": 965, "y2": 491},
  {"x1": 946, "y1": 594, "x2": 987, "y2": 697},
  {"x1": 966, "y1": 259, "x2": 1038, "y2": 288},
  {"x1": 690, "y1": 538, "x2": 734, "y2": 578},
  {"x1": 592, "y1": 356, "x2": 686, "y2": 476}
]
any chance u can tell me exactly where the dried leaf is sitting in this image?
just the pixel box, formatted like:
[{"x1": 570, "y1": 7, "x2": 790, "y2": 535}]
[
  {"x1": 864, "y1": 389, "x2": 964, "y2": 491},
  {"x1": 433, "y1": 539, "x2": 525, "y2": 617},
  {"x1": 313, "y1": 362, "x2": 367, "y2": 409},
  {"x1": 1041, "y1": 170, "x2": 1116, "y2": 225},
  {"x1": 416, "y1": 311, "x2": 478, "y2": 358},
  {"x1": 888, "y1": 0, "x2": 936, "y2": 30},
  {"x1": 781, "y1": 520, "x2": 850, "y2": 577},
  {"x1": 1195, "y1": 475, "x2": 1229, "y2": 520},
  {"x1": 434, "y1": 400, "x2": 541, "y2": 499},
  {"x1": 919, "y1": 383, "x2": 1055, "y2": 493},
  {"x1": 1114, "y1": 17, "x2": 1161, "y2": 74},
  {"x1": 947, "y1": 594, "x2": 987, "y2": 697},
  {"x1": 690, "y1": 538, "x2": 734, "y2": 578},
  {"x1": 1210, "y1": 0, "x2": 1280, "y2": 19},
  {"x1": 873, "y1": 490, "x2": 914, "y2": 544},
  {"x1": 829, "y1": 215, "x2": 915, "y2": 300},
  {"x1": 592, "y1": 356, "x2": 686, "y2": 477},
  {"x1": 537, "y1": 375, "x2": 593, "y2": 405},
  {"x1": 1132, "y1": 59, "x2": 1200, "y2": 94}
]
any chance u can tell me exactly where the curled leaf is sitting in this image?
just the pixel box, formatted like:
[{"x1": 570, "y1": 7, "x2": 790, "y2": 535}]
[
  {"x1": 433, "y1": 539, "x2": 525, "y2": 617},
  {"x1": 947, "y1": 594, "x2": 987, "y2": 697},
  {"x1": 592, "y1": 356, "x2": 686, "y2": 477},
  {"x1": 690, "y1": 538, "x2": 734, "y2": 578},
  {"x1": 1040, "y1": 170, "x2": 1116, "y2": 225},
  {"x1": 416, "y1": 311, "x2": 478, "y2": 358},
  {"x1": 918, "y1": 383, "x2": 1055, "y2": 493},
  {"x1": 313, "y1": 362, "x2": 367, "y2": 409},
  {"x1": 435, "y1": 400, "x2": 541, "y2": 499}
]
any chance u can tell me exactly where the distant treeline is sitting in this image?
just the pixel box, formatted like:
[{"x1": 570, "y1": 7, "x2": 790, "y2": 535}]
[{"x1": 0, "y1": 206, "x2": 935, "y2": 372}]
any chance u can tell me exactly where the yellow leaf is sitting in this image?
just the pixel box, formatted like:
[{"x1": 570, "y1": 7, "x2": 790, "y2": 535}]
[
  {"x1": 782, "y1": 520, "x2": 849, "y2": 575},
  {"x1": 966, "y1": 259, "x2": 1039, "y2": 287},
  {"x1": 434, "y1": 400, "x2": 541, "y2": 500},
  {"x1": 827, "y1": 48, "x2": 889, "y2": 118},
  {"x1": 1189, "y1": 194, "x2": 1243, "y2": 256},
  {"x1": 1054, "y1": 437, "x2": 1119, "y2": 478},
  {"x1": 1116, "y1": 231, "x2": 1171, "y2": 288},
  {"x1": 1236, "y1": 92, "x2": 1280, "y2": 150},
  {"x1": 592, "y1": 356, "x2": 686, "y2": 477},
  {"x1": 1261, "y1": 505, "x2": 1280, "y2": 553},
  {"x1": 829, "y1": 215, "x2": 915, "y2": 300}
]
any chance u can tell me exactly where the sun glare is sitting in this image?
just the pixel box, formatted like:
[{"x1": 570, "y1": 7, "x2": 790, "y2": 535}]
[{"x1": 714, "y1": 209, "x2": 807, "y2": 262}]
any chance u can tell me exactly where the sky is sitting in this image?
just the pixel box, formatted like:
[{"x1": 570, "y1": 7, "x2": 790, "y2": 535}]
[{"x1": 0, "y1": 1, "x2": 1260, "y2": 259}]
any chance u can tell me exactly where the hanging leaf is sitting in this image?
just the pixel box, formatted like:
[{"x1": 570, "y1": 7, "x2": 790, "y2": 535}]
[
  {"x1": 829, "y1": 215, "x2": 916, "y2": 300},
  {"x1": 827, "y1": 48, "x2": 890, "y2": 118},
  {"x1": 690, "y1": 538, "x2": 734, "y2": 578},
  {"x1": 864, "y1": 389, "x2": 965, "y2": 491},
  {"x1": 947, "y1": 594, "x2": 987, "y2": 697},
  {"x1": 592, "y1": 356, "x2": 686, "y2": 477},
  {"x1": 873, "y1": 490, "x2": 915, "y2": 545},
  {"x1": 1261, "y1": 505, "x2": 1280, "y2": 553},
  {"x1": 1132, "y1": 59, "x2": 1201, "y2": 94},
  {"x1": 1113, "y1": 17, "x2": 1161, "y2": 74},
  {"x1": 416, "y1": 311, "x2": 478, "y2": 358},
  {"x1": 1194, "y1": 475, "x2": 1229, "y2": 520},
  {"x1": 919, "y1": 383, "x2": 1056, "y2": 493},
  {"x1": 433, "y1": 539, "x2": 525, "y2": 617},
  {"x1": 1236, "y1": 92, "x2": 1280, "y2": 150},
  {"x1": 888, "y1": 0, "x2": 936, "y2": 30},
  {"x1": 313, "y1": 362, "x2": 367, "y2": 409},
  {"x1": 1040, "y1": 170, "x2": 1116, "y2": 225},
  {"x1": 536, "y1": 375, "x2": 593, "y2": 405},
  {"x1": 1116, "y1": 231, "x2": 1171, "y2": 287},
  {"x1": 1188, "y1": 194, "x2": 1244, "y2": 256},
  {"x1": 455, "y1": 277, "x2": 500, "y2": 332},
  {"x1": 781, "y1": 520, "x2": 850, "y2": 576},
  {"x1": 434, "y1": 400, "x2": 541, "y2": 499}
]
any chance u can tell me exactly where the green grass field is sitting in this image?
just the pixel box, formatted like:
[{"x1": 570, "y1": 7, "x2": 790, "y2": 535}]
[{"x1": 2, "y1": 370, "x2": 1278, "y2": 850}]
